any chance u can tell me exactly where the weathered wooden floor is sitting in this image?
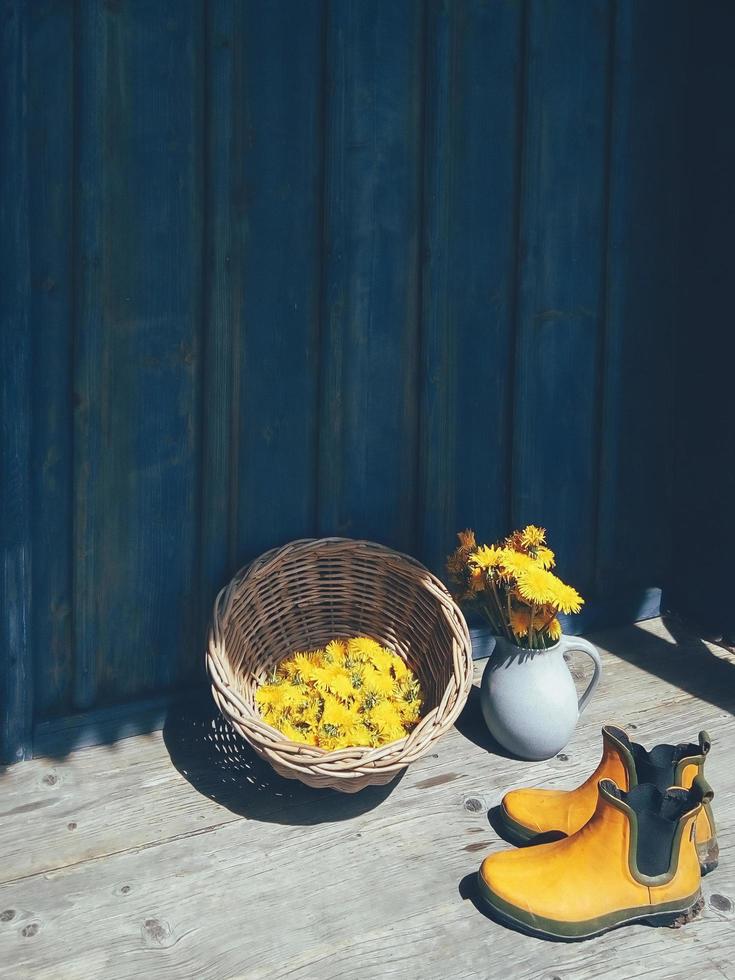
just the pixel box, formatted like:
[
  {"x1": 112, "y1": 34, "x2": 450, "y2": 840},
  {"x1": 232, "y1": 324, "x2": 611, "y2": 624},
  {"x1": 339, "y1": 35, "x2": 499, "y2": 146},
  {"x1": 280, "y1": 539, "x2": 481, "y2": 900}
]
[{"x1": 1, "y1": 618, "x2": 733, "y2": 980}]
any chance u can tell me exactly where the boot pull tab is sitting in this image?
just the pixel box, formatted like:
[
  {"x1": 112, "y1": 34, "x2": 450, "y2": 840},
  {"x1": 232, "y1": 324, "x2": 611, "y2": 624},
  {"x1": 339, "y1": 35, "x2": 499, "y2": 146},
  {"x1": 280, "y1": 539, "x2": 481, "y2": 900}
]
[
  {"x1": 692, "y1": 773, "x2": 714, "y2": 804},
  {"x1": 699, "y1": 731, "x2": 712, "y2": 756}
]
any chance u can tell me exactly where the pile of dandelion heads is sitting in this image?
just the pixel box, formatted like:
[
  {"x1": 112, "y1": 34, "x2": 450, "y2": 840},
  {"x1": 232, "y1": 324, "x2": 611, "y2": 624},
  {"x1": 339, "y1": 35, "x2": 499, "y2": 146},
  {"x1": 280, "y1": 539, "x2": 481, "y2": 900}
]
[
  {"x1": 255, "y1": 637, "x2": 423, "y2": 751},
  {"x1": 447, "y1": 525, "x2": 584, "y2": 650}
]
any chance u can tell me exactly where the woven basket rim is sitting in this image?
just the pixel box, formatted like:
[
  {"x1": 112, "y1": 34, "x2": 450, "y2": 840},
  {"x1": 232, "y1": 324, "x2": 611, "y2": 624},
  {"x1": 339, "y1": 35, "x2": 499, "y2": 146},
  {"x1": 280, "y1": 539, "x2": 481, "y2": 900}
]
[{"x1": 206, "y1": 537, "x2": 473, "y2": 787}]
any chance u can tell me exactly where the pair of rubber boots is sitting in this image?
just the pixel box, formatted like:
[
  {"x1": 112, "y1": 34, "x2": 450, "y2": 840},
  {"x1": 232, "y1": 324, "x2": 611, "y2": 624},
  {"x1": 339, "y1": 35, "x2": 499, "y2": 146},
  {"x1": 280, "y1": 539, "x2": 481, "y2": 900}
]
[{"x1": 478, "y1": 725, "x2": 718, "y2": 940}]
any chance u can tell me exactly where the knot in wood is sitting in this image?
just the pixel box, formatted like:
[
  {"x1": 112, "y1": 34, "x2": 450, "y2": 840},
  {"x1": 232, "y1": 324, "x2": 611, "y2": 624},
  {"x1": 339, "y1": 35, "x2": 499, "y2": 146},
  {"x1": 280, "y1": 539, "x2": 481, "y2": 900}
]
[
  {"x1": 463, "y1": 797, "x2": 484, "y2": 813},
  {"x1": 141, "y1": 918, "x2": 173, "y2": 947}
]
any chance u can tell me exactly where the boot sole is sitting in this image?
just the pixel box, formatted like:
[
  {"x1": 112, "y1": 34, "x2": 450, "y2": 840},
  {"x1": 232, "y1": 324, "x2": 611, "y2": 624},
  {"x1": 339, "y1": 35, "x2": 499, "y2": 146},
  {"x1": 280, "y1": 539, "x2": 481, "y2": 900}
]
[
  {"x1": 500, "y1": 805, "x2": 719, "y2": 876},
  {"x1": 477, "y1": 873, "x2": 704, "y2": 941}
]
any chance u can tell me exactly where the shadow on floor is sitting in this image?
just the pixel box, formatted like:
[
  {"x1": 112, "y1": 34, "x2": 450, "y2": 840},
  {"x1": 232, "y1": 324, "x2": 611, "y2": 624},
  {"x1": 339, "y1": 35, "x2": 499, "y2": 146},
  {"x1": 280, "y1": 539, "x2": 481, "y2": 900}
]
[
  {"x1": 162, "y1": 687, "x2": 404, "y2": 825},
  {"x1": 486, "y1": 805, "x2": 565, "y2": 847},
  {"x1": 453, "y1": 685, "x2": 523, "y2": 760},
  {"x1": 591, "y1": 616, "x2": 735, "y2": 717}
]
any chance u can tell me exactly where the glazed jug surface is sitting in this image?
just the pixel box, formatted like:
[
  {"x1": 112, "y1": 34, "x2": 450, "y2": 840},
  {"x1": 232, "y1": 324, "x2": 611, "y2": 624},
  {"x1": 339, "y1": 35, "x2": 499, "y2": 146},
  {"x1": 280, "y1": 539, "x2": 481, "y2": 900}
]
[{"x1": 480, "y1": 634, "x2": 601, "y2": 761}]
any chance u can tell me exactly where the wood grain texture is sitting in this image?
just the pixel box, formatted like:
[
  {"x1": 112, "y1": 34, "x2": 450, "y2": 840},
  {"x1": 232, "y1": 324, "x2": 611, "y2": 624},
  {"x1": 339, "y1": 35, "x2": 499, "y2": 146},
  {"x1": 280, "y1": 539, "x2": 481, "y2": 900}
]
[
  {"x1": 596, "y1": 0, "x2": 687, "y2": 596},
  {"x1": 318, "y1": 0, "x2": 424, "y2": 550},
  {"x1": 1, "y1": 0, "x2": 716, "y2": 752},
  {"x1": 72, "y1": 0, "x2": 106, "y2": 714},
  {"x1": 670, "y1": 0, "x2": 735, "y2": 635},
  {"x1": 232, "y1": 0, "x2": 325, "y2": 563},
  {"x1": 0, "y1": 0, "x2": 32, "y2": 764},
  {"x1": 512, "y1": 0, "x2": 613, "y2": 593},
  {"x1": 0, "y1": 620, "x2": 733, "y2": 979},
  {"x1": 200, "y1": 0, "x2": 238, "y2": 628},
  {"x1": 28, "y1": 0, "x2": 75, "y2": 720},
  {"x1": 418, "y1": 0, "x2": 524, "y2": 574},
  {"x1": 74, "y1": 0, "x2": 204, "y2": 706}
]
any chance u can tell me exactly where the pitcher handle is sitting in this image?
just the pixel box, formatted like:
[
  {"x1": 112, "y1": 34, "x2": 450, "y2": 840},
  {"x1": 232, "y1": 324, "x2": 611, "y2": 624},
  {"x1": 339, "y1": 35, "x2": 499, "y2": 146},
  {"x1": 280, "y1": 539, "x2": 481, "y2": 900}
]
[{"x1": 561, "y1": 636, "x2": 602, "y2": 715}]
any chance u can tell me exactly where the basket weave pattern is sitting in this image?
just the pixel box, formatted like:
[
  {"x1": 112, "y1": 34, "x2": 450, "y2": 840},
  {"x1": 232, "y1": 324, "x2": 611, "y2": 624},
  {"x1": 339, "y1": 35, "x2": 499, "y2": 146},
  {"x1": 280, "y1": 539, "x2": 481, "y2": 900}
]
[{"x1": 207, "y1": 538, "x2": 473, "y2": 792}]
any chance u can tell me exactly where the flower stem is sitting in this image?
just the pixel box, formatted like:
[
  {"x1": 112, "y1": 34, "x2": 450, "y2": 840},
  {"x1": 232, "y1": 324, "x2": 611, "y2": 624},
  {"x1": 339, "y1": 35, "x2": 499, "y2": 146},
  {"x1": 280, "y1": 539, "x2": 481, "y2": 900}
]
[{"x1": 487, "y1": 577, "x2": 512, "y2": 641}]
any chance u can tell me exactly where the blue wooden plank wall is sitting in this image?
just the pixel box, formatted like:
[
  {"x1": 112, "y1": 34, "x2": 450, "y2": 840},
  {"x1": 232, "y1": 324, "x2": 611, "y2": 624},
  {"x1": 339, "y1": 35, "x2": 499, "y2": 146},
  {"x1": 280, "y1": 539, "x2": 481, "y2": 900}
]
[{"x1": 1, "y1": 0, "x2": 695, "y2": 762}]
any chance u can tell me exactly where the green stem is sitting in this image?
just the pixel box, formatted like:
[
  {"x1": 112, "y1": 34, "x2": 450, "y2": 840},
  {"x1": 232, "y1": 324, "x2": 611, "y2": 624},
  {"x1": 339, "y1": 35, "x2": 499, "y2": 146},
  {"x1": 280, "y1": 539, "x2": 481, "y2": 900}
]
[{"x1": 488, "y1": 578, "x2": 512, "y2": 641}]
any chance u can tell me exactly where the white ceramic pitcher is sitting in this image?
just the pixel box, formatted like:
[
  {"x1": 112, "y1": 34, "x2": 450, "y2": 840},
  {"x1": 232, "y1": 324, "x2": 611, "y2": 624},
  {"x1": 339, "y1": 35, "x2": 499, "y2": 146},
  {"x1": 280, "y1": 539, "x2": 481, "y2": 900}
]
[{"x1": 479, "y1": 634, "x2": 602, "y2": 761}]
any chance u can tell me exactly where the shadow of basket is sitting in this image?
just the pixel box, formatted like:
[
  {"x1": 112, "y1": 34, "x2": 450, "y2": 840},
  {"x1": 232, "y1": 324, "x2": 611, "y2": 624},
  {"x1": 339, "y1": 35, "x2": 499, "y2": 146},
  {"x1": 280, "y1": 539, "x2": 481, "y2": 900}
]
[{"x1": 162, "y1": 688, "x2": 404, "y2": 826}]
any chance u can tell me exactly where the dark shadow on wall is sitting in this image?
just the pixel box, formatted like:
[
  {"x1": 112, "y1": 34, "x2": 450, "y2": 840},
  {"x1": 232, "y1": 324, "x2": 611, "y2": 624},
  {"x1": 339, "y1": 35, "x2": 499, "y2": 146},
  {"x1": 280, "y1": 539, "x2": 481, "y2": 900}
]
[{"x1": 162, "y1": 687, "x2": 404, "y2": 825}]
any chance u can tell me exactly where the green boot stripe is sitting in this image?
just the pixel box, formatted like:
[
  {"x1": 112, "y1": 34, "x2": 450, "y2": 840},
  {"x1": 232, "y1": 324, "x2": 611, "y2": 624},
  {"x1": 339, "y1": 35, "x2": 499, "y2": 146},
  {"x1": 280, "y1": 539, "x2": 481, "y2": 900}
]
[
  {"x1": 477, "y1": 872, "x2": 701, "y2": 940},
  {"x1": 674, "y1": 753, "x2": 707, "y2": 785},
  {"x1": 498, "y1": 804, "x2": 541, "y2": 843}
]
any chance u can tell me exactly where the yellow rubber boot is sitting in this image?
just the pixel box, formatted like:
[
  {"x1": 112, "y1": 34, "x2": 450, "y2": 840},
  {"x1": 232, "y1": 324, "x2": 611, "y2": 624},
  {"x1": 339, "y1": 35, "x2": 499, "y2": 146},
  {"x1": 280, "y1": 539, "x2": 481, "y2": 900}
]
[
  {"x1": 479, "y1": 776, "x2": 712, "y2": 940},
  {"x1": 500, "y1": 726, "x2": 718, "y2": 873}
]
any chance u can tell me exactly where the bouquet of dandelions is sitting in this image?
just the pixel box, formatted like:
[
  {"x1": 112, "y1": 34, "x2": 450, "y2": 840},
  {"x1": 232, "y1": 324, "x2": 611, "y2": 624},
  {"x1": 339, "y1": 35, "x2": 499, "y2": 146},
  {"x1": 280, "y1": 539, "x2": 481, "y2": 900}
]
[
  {"x1": 255, "y1": 636, "x2": 423, "y2": 751},
  {"x1": 446, "y1": 525, "x2": 583, "y2": 649}
]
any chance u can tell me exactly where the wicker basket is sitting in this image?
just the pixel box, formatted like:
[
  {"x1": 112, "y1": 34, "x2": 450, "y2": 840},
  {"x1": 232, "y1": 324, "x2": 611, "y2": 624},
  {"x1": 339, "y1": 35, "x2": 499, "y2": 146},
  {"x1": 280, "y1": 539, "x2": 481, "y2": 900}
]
[{"x1": 206, "y1": 537, "x2": 473, "y2": 793}]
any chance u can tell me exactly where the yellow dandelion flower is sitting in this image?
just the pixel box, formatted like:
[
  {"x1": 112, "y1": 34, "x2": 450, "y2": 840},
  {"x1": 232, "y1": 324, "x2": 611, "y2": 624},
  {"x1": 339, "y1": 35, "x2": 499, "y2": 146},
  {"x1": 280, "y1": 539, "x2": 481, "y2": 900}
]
[
  {"x1": 347, "y1": 636, "x2": 384, "y2": 662},
  {"x1": 277, "y1": 657, "x2": 298, "y2": 681},
  {"x1": 468, "y1": 566, "x2": 486, "y2": 592},
  {"x1": 265, "y1": 706, "x2": 290, "y2": 730},
  {"x1": 386, "y1": 721, "x2": 408, "y2": 742},
  {"x1": 344, "y1": 722, "x2": 374, "y2": 747},
  {"x1": 510, "y1": 606, "x2": 553, "y2": 640},
  {"x1": 547, "y1": 617, "x2": 562, "y2": 642},
  {"x1": 360, "y1": 690, "x2": 383, "y2": 712},
  {"x1": 469, "y1": 545, "x2": 504, "y2": 570},
  {"x1": 362, "y1": 644, "x2": 395, "y2": 674},
  {"x1": 310, "y1": 664, "x2": 340, "y2": 694},
  {"x1": 509, "y1": 607, "x2": 532, "y2": 638},
  {"x1": 396, "y1": 676, "x2": 422, "y2": 709},
  {"x1": 269, "y1": 635, "x2": 425, "y2": 751},
  {"x1": 326, "y1": 639, "x2": 346, "y2": 658},
  {"x1": 367, "y1": 701, "x2": 404, "y2": 738},
  {"x1": 499, "y1": 548, "x2": 538, "y2": 578},
  {"x1": 534, "y1": 546, "x2": 556, "y2": 569},
  {"x1": 279, "y1": 685, "x2": 305, "y2": 711},
  {"x1": 399, "y1": 698, "x2": 421, "y2": 724},
  {"x1": 258, "y1": 703, "x2": 278, "y2": 725},
  {"x1": 278, "y1": 720, "x2": 311, "y2": 743},
  {"x1": 285, "y1": 652, "x2": 318, "y2": 682},
  {"x1": 322, "y1": 665, "x2": 355, "y2": 701},
  {"x1": 390, "y1": 654, "x2": 410, "y2": 680},
  {"x1": 317, "y1": 722, "x2": 345, "y2": 751},
  {"x1": 296, "y1": 702, "x2": 321, "y2": 729},
  {"x1": 514, "y1": 565, "x2": 556, "y2": 605},
  {"x1": 546, "y1": 578, "x2": 584, "y2": 615},
  {"x1": 255, "y1": 683, "x2": 287, "y2": 713},
  {"x1": 321, "y1": 696, "x2": 358, "y2": 730},
  {"x1": 363, "y1": 668, "x2": 396, "y2": 698},
  {"x1": 521, "y1": 525, "x2": 546, "y2": 547}
]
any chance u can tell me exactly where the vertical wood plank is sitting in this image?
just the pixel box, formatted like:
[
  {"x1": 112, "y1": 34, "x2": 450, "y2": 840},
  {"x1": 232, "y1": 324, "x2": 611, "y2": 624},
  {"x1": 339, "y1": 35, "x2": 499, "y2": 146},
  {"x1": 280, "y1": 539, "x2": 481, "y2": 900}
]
[
  {"x1": 28, "y1": 0, "x2": 75, "y2": 719},
  {"x1": 0, "y1": 0, "x2": 32, "y2": 763},
  {"x1": 512, "y1": 0, "x2": 613, "y2": 592},
  {"x1": 318, "y1": 0, "x2": 425, "y2": 550},
  {"x1": 596, "y1": 0, "x2": 687, "y2": 597},
  {"x1": 419, "y1": 0, "x2": 525, "y2": 572},
  {"x1": 671, "y1": 0, "x2": 735, "y2": 632},
  {"x1": 74, "y1": 0, "x2": 204, "y2": 706},
  {"x1": 232, "y1": 0, "x2": 325, "y2": 564},
  {"x1": 73, "y1": 0, "x2": 105, "y2": 712},
  {"x1": 200, "y1": 0, "x2": 238, "y2": 622}
]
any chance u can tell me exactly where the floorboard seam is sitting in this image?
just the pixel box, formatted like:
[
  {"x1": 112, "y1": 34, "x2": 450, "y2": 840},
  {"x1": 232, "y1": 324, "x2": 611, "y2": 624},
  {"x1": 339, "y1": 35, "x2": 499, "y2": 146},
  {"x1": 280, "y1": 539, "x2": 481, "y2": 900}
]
[{"x1": 0, "y1": 812, "x2": 244, "y2": 888}]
